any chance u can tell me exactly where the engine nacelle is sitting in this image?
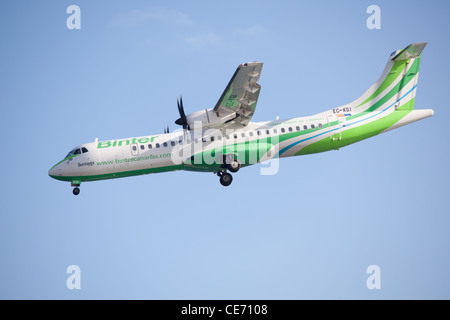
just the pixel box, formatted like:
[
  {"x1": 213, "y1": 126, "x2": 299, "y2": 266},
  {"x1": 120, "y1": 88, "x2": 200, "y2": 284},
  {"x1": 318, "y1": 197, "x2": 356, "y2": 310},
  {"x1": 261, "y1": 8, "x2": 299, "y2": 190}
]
[{"x1": 184, "y1": 108, "x2": 237, "y2": 130}]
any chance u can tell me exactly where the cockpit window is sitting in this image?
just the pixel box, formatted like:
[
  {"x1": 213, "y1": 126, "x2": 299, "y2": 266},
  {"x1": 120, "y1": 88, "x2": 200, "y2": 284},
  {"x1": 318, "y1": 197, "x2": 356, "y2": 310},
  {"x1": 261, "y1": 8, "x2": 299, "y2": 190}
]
[
  {"x1": 65, "y1": 150, "x2": 75, "y2": 159},
  {"x1": 65, "y1": 147, "x2": 84, "y2": 159}
]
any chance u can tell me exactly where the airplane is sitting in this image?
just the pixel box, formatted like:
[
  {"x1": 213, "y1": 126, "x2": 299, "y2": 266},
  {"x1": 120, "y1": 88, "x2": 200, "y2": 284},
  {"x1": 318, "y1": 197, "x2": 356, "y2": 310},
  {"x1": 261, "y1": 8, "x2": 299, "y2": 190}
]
[{"x1": 49, "y1": 42, "x2": 433, "y2": 195}]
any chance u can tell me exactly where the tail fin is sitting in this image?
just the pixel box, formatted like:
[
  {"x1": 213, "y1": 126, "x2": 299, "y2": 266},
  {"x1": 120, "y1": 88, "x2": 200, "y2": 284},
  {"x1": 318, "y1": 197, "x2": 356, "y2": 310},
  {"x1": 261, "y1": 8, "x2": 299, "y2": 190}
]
[{"x1": 348, "y1": 42, "x2": 427, "y2": 113}]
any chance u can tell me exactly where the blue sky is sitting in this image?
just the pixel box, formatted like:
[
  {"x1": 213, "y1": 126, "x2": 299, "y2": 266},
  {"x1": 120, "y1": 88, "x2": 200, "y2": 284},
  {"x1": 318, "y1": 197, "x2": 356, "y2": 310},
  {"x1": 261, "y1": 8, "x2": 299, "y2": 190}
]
[{"x1": 0, "y1": 0, "x2": 449, "y2": 299}]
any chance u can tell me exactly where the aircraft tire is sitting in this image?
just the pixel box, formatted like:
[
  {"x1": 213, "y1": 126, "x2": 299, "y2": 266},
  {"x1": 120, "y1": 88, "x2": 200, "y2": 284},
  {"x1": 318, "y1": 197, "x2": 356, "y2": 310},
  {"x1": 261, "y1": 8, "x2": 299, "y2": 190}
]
[
  {"x1": 227, "y1": 160, "x2": 241, "y2": 173},
  {"x1": 219, "y1": 173, "x2": 233, "y2": 187}
]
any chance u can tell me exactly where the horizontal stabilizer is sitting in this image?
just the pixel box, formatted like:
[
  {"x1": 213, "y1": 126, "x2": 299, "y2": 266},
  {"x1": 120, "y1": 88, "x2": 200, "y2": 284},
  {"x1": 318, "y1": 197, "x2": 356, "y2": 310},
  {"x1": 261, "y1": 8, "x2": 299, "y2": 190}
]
[{"x1": 391, "y1": 42, "x2": 427, "y2": 61}]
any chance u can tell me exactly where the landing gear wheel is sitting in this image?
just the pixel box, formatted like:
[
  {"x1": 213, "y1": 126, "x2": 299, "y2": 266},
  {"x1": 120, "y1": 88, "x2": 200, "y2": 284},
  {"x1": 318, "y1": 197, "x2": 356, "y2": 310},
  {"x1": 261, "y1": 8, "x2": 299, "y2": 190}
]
[
  {"x1": 219, "y1": 172, "x2": 233, "y2": 187},
  {"x1": 227, "y1": 159, "x2": 241, "y2": 173},
  {"x1": 73, "y1": 187, "x2": 80, "y2": 196}
]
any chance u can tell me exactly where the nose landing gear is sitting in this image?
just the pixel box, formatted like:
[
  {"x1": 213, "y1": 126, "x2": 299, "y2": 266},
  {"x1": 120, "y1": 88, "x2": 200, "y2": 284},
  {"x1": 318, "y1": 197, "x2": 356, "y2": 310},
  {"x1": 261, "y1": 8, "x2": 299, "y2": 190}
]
[{"x1": 71, "y1": 180, "x2": 81, "y2": 196}]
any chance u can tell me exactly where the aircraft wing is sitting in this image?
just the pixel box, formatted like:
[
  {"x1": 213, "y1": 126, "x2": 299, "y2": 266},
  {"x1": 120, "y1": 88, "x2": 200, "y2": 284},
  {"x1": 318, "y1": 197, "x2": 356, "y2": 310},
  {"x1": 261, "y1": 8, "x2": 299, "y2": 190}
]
[{"x1": 213, "y1": 62, "x2": 263, "y2": 126}]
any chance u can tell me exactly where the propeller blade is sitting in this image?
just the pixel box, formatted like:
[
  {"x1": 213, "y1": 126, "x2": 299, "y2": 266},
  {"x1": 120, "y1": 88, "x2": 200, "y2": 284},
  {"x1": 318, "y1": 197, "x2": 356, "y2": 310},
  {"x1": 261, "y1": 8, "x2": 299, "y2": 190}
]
[
  {"x1": 175, "y1": 95, "x2": 189, "y2": 130},
  {"x1": 180, "y1": 95, "x2": 184, "y2": 115}
]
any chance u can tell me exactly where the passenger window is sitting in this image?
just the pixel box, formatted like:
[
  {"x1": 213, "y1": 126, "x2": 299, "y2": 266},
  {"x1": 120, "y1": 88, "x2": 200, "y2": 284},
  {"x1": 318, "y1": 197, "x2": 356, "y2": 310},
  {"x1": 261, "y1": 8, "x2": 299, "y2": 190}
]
[
  {"x1": 148, "y1": 144, "x2": 152, "y2": 149},
  {"x1": 211, "y1": 136, "x2": 215, "y2": 142},
  {"x1": 132, "y1": 146, "x2": 137, "y2": 151},
  {"x1": 318, "y1": 123, "x2": 323, "y2": 128},
  {"x1": 296, "y1": 126, "x2": 300, "y2": 131},
  {"x1": 257, "y1": 131, "x2": 261, "y2": 136},
  {"x1": 273, "y1": 129, "x2": 278, "y2": 134},
  {"x1": 217, "y1": 135, "x2": 222, "y2": 141},
  {"x1": 288, "y1": 127, "x2": 293, "y2": 132},
  {"x1": 234, "y1": 134, "x2": 238, "y2": 139},
  {"x1": 241, "y1": 133, "x2": 245, "y2": 138},
  {"x1": 195, "y1": 139, "x2": 199, "y2": 143},
  {"x1": 303, "y1": 125, "x2": 308, "y2": 130},
  {"x1": 74, "y1": 149, "x2": 81, "y2": 155},
  {"x1": 202, "y1": 138, "x2": 206, "y2": 143},
  {"x1": 266, "y1": 129, "x2": 270, "y2": 135},
  {"x1": 171, "y1": 141, "x2": 175, "y2": 146},
  {"x1": 178, "y1": 139, "x2": 183, "y2": 144},
  {"x1": 249, "y1": 132, "x2": 254, "y2": 137},
  {"x1": 226, "y1": 135, "x2": 230, "y2": 139},
  {"x1": 140, "y1": 145, "x2": 145, "y2": 150},
  {"x1": 163, "y1": 142, "x2": 168, "y2": 147},
  {"x1": 156, "y1": 143, "x2": 160, "y2": 148},
  {"x1": 81, "y1": 147, "x2": 88, "y2": 153},
  {"x1": 311, "y1": 124, "x2": 315, "y2": 129},
  {"x1": 281, "y1": 128, "x2": 285, "y2": 133}
]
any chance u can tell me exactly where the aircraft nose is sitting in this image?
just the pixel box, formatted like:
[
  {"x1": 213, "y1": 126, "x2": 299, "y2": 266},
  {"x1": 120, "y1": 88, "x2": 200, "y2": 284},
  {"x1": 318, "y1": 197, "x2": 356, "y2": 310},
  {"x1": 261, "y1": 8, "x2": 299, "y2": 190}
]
[
  {"x1": 48, "y1": 166, "x2": 57, "y2": 177},
  {"x1": 48, "y1": 163, "x2": 62, "y2": 178}
]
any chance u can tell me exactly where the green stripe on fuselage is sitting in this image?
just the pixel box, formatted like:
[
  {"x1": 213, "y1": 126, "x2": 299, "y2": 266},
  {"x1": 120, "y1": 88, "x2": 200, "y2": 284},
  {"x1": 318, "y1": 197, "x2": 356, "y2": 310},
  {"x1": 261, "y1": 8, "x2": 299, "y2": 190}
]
[
  {"x1": 295, "y1": 101, "x2": 415, "y2": 156},
  {"x1": 49, "y1": 164, "x2": 183, "y2": 182},
  {"x1": 50, "y1": 154, "x2": 80, "y2": 170}
]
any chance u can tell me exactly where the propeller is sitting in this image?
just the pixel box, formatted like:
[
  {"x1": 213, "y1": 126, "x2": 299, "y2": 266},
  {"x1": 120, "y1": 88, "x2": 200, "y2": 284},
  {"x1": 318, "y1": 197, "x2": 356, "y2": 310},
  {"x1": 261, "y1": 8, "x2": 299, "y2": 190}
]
[{"x1": 175, "y1": 96, "x2": 190, "y2": 130}]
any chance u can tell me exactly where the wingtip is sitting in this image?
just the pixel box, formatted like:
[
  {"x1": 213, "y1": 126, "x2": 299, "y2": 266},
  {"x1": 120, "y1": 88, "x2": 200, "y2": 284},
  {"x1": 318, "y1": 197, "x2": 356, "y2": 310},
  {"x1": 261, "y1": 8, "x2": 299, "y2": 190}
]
[
  {"x1": 411, "y1": 41, "x2": 428, "y2": 47},
  {"x1": 240, "y1": 61, "x2": 263, "y2": 68}
]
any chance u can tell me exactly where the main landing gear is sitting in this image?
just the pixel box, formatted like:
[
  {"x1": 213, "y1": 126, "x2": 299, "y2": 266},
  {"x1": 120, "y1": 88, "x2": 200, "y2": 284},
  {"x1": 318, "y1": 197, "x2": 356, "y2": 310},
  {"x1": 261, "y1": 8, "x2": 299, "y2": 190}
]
[
  {"x1": 226, "y1": 159, "x2": 241, "y2": 173},
  {"x1": 216, "y1": 157, "x2": 241, "y2": 187},
  {"x1": 217, "y1": 171, "x2": 233, "y2": 187}
]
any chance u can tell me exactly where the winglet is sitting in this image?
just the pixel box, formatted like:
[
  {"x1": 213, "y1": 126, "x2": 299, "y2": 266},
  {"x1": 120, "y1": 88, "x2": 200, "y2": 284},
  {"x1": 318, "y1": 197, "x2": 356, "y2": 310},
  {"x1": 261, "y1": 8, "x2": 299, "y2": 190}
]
[{"x1": 391, "y1": 42, "x2": 427, "y2": 61}]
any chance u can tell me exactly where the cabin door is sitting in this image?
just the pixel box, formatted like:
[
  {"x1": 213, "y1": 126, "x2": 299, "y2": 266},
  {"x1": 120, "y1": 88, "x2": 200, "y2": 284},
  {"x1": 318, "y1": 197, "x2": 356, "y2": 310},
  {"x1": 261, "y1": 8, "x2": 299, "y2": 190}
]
[{"x1": 327, "y1": 114, "x2": 346, "y2": 149}]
